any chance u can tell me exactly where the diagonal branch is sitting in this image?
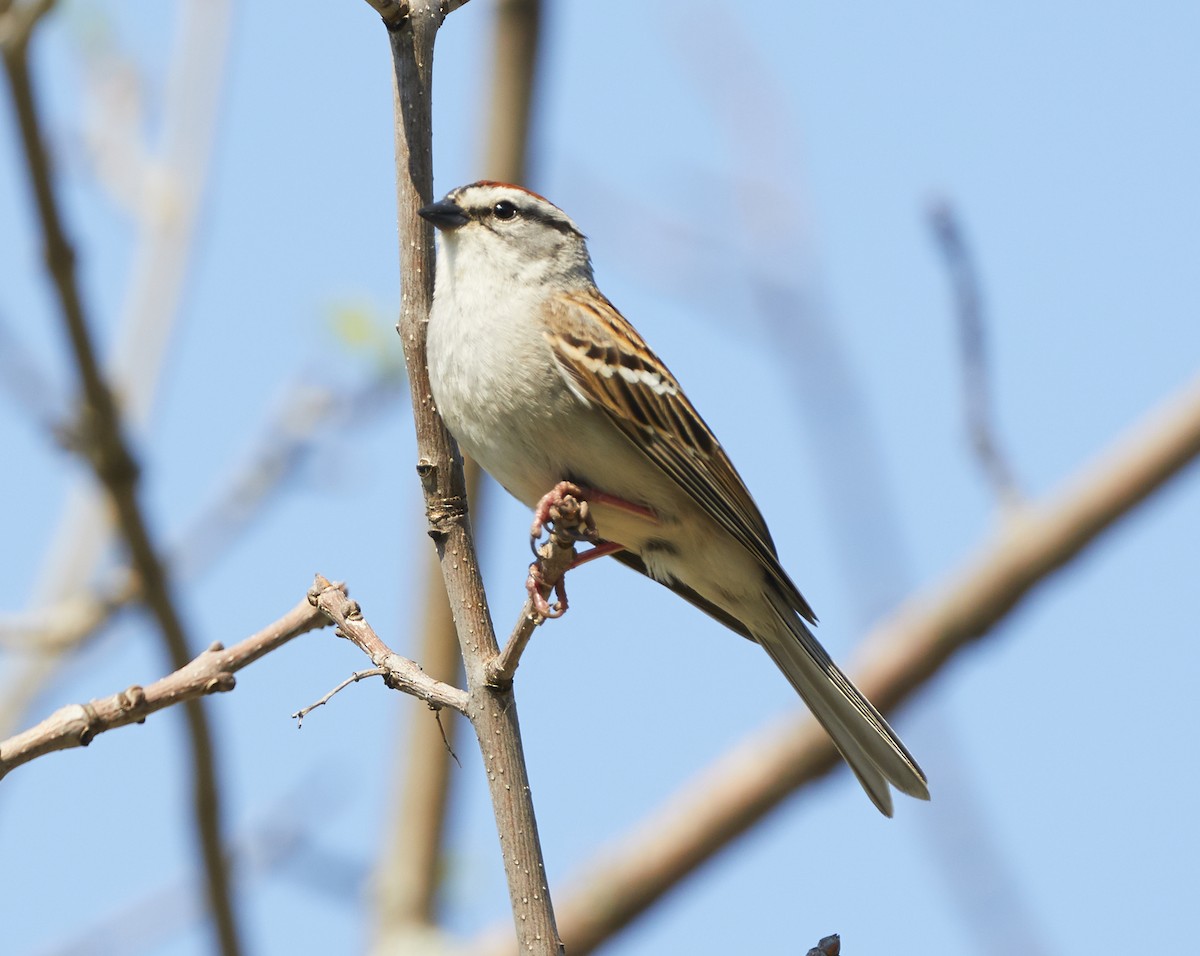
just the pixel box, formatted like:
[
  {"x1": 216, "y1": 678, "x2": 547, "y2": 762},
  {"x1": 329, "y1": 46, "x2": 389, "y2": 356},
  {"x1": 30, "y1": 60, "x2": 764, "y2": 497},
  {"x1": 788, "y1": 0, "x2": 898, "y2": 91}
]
[
  {"x1": 0, "y1": 593, "x2": 328, "y2": 778},
  {"x1": 468, "y1": 372, "x2": 1200, "y2": 955},
  {"x1": 0, "y1": 575, "x2": 470, "y2": 777},
  {"x1": 1, "y1": 15, "x2": 242, "y2": 956}
]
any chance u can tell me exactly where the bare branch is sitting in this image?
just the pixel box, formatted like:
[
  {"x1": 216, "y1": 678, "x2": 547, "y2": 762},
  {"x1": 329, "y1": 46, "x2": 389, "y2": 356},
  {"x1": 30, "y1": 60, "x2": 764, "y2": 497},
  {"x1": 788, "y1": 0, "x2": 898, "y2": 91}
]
[
  {"x1": 374, "y1": 468, "x2": 475, "y2": 936},
  {"x1": 307, "y1": 575, "x2": 469, "y2": 714},
  {"x1": 0, "y1": 594, "x2": 327, "y2": 779},
  {"x1": 361, "y1": 0, "x2": 409, "y2": 26},
  {"x1": 468, "y1": 372, "x2": 1200, "y2": 955},
  {"x1": 375, "y1": 0, "x2": 541, "y2": 937},
  {"x1": 1, "y1": 17, "x2": 241, "y2": 952},
  {"x1": 488, "y1": 498, "x2": 587, "y2": 686},
  {"x1": 385, "y1": 3, "x2": 561, "y2": 951},
  {"x1": 929, "y1": 199, "x2": 1021, "y2": 505}
]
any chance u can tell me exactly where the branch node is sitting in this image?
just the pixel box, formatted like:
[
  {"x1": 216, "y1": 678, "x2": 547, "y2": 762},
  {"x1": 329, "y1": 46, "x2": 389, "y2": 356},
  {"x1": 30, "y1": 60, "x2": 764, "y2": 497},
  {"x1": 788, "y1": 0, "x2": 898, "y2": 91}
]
[
  {"x1": 204, "y1": 673, "x2": 236, "y2": 694},
  {"x1": 77, "y1": 702, "x2": 100, "y2": 746},
  {"x1": 308, "y1": 574, "x2": 343, "y2": 607},
  {"x1": 207, "y1": 641, "x2": 224, "y2": 653},
  {"x1": 116, "y1": 684, "x2": 149, "y2": 722},
  {"x1": 425, "y1": 494, "x2": 468, "y2": 536}
]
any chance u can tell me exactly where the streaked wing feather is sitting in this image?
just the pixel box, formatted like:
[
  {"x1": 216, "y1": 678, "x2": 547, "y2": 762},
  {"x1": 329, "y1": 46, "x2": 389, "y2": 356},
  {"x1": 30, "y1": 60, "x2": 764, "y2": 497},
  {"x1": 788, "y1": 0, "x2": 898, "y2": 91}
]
[{"x1": 545, "y1": 291, "x2": 816, "y2": 623}]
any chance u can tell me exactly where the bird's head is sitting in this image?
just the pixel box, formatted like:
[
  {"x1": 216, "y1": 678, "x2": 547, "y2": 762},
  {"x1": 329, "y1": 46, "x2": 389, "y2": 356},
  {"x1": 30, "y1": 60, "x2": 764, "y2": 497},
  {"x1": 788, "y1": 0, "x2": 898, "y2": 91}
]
[{"x1": 419, "y1": 181, "x2": 593, "y2": 287}]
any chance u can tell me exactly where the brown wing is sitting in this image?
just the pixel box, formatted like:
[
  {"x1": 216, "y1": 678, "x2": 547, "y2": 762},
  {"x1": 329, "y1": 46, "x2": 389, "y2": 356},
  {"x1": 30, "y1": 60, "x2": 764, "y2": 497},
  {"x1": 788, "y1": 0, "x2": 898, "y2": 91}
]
[{"x1": 544, "y1": 290, "x2": 816, "y2": 624}]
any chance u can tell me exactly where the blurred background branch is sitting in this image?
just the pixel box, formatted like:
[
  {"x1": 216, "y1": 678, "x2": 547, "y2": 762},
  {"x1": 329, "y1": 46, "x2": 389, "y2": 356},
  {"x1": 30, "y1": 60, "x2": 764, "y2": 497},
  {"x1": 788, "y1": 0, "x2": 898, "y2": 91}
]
[
  {"x1": 1, "y1": 3, "x2": 241, "y2": 952},
  {"x1": 929, "y1": 198, "x2": 1021, "y2": 506}
]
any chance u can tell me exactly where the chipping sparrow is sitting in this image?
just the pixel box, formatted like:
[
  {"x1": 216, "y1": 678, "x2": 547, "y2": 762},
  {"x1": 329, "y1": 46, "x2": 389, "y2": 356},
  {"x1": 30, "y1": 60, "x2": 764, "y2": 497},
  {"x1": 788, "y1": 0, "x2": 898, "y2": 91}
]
[{"x1": 420, "y1": 181, "x2": 929, "y2": 815}]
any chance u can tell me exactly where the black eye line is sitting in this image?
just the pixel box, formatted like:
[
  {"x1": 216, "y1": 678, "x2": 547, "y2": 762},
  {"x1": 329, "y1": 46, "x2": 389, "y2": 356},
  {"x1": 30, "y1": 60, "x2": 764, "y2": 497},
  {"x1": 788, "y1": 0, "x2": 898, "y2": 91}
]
[{"x1": 470, "y1": 199, "x2": 579, "y2": 236}]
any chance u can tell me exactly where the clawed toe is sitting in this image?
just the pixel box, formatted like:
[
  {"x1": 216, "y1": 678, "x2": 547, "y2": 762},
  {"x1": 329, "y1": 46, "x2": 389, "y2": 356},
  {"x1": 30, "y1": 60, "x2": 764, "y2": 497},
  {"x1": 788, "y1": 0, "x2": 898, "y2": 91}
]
[{"x1": 527, "y1": 561, "x2": 568, "y2": 619}]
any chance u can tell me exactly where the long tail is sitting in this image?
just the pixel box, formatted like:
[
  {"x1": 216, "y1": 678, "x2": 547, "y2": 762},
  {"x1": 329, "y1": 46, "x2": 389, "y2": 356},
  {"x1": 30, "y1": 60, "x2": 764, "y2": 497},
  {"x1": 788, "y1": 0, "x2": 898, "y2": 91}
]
[{"x1": 757, "y1": 590, "x2": 929, "y2": 816}]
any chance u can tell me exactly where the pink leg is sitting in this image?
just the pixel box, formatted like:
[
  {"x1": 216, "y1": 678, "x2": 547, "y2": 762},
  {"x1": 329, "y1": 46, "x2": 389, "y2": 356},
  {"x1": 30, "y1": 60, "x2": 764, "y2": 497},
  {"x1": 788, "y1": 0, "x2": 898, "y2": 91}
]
[{"x1": 570, "y1": 541, "x2": 625, "y2": 569}]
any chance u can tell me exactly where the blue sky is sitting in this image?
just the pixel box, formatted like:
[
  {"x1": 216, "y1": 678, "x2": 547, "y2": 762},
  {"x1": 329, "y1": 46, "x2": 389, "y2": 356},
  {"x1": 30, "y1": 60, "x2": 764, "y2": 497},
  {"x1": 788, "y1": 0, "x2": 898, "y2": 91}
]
[{"x1": 2, "y1": 2, "x2": 1199, "y2": 954}]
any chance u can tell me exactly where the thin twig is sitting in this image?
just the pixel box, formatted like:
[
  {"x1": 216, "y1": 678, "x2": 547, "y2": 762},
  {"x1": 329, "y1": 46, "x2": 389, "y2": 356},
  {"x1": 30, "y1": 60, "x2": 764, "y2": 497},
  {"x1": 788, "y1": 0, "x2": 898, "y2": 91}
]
[
  {"x1": 292, "y1": 667, "x2": 389, "y2": 726},
  {"x1": 384, "y1": 2, "x2": 562, "y2": 951},
  {"x1": 0, "y1": 594, "x2": 328, "y2": 778},
  {"x1": 1, "y1": 14, "x2": 242, "y2": 955},
  {"x1": 929, "y1": 199, "x2": 1021, "y2": 505},
  {"x1": 468, "y1": 372, "x2": 1200, "y2": 955}
]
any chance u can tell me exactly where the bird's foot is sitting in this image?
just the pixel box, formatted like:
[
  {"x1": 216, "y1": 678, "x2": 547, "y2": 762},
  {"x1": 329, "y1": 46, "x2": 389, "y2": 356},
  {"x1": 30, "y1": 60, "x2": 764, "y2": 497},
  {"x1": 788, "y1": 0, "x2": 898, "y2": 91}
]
[
  {"x1": 530, "y1": 481, "x2": 597, "y2": 552},
  {"x1": 526, "y1": 482, "x2": 647, "y2": 621},
  {"x1": 527, "y1": 560, "x2": 569, "y2": 619},
  {"x1": 526, "y1": 542, "x2": 624, "y2": 620},
  {"x1": 529, "y1": 481, "x2": 657, "y2": 553}
]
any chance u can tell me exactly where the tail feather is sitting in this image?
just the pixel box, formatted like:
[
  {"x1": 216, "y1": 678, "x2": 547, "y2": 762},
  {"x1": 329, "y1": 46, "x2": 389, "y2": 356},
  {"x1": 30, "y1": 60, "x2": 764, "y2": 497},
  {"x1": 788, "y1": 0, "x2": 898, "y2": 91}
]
[{"x1": 758, "y1": 590, "x2": 929, "y2": 815}]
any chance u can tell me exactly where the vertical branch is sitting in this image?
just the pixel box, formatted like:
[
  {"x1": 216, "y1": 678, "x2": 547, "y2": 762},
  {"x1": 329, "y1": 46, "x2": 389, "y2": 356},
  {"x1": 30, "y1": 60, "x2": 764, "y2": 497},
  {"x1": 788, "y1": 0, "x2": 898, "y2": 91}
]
[
  {"x1": 1, "y1": 10, "x2": 242, "y2": 956},
  {"x1": 385, "y1": 3, "x2": 561, "y2": 953},
  {"x1": 375, "y1": 0, "x2": 543, "y2": 939},
  {"x1": 375, "y1": 504, "x2": 469, "y2": 933}
]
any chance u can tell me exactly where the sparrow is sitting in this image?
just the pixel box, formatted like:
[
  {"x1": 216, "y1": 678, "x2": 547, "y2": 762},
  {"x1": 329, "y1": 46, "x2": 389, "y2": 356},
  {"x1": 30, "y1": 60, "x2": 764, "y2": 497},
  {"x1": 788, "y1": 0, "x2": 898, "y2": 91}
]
[{"x1": 419, "y1": 181, "x2": 929, "y2": 815}]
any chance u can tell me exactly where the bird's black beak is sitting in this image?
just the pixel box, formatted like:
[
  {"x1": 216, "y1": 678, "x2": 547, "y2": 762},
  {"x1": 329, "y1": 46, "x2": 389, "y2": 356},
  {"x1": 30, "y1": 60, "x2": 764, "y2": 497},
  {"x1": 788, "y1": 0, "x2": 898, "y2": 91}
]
[{"x1": 418, "y1": 198, "x2": 469, "y2": 230}]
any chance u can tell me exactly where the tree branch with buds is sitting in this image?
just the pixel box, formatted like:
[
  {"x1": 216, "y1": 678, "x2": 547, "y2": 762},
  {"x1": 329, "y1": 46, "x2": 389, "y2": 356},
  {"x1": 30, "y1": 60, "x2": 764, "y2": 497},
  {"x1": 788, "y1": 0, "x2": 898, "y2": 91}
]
[
  {"x1": 0, "y1": 574, "x2": 476, "y2": 775},
  {"x1": 0, "y1": 591, "x2": 328, "y2": 779},
  {"x1": 381, "y1": 2, "x2": 562, "y2": 952}
]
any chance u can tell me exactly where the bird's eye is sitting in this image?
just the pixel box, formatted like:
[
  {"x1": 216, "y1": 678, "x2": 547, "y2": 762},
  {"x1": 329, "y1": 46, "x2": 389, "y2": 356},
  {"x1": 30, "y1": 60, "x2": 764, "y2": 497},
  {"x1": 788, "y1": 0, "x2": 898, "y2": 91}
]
[{"x1": 492, "y1": 200, "x2": 518, "y2": 221}]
